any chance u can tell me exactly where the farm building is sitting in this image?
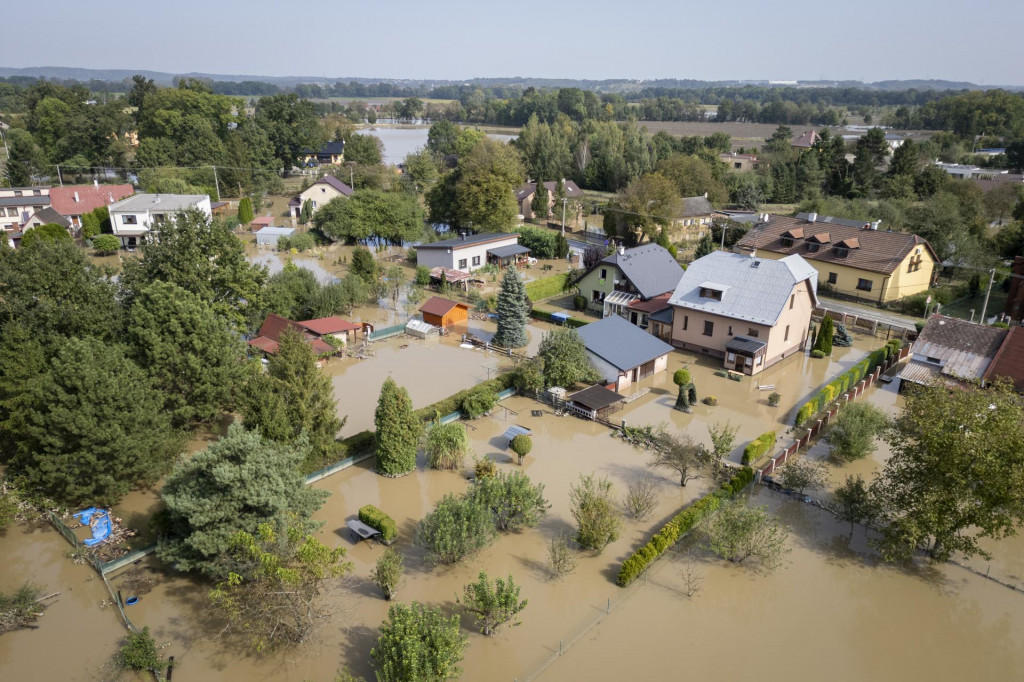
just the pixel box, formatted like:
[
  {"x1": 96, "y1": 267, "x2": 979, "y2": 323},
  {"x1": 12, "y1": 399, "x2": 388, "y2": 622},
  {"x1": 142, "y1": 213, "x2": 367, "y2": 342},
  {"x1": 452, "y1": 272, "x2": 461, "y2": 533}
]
[
  {"x1": 255, "y1": 226, "x2": 295, "y2": 246},
  {"x1": 566, "y1": 385, "x2": 626, "y2": 421},
  {"x1": 576, "y1": 314, "x2": 674, "y2": 392},
  {"x1": 420, "y1": 297, "x2": 469, "y2": 328}
]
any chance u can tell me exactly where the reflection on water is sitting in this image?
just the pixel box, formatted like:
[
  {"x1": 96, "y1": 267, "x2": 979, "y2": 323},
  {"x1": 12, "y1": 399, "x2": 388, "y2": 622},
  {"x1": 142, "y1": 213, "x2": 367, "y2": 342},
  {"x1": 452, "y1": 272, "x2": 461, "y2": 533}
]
[{"x1": 357, "y1": 126, "x2": 516, "y2": 165}]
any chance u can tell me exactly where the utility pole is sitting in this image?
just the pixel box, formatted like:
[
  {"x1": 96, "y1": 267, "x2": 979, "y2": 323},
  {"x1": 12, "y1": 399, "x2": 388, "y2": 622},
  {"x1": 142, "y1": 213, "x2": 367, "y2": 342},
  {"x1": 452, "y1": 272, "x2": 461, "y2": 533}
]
[
  {"x1": 210, "y1": 166, "x2": 220, "y2": 200},
  {"x1": 561, "y1": 197, "x2": 567, "y2": 236},
  {"x1": 0, "y1": 128, "x2": 8, "y2": 160},
  {"x1": 979, "y1": 268, "x2": 996, "y2": 324},
  {"x1": 56, "y1": 165, "x2": 63, "y2": 187},
  {"x1": 719, "y1": 221, "x2": 727, "y2": 251}
]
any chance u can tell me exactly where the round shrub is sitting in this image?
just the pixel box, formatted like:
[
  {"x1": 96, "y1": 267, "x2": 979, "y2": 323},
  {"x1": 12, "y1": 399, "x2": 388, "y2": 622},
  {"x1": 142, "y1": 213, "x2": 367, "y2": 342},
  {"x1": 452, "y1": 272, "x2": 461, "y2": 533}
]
[
  {"x1": 811, "y1": 349, "x2": 826, "y2": 359},
  {"x1": 702, "y1": 396, "x2": 718, "y2": 406},
  {"x1": 767, "y1": 392, "x2": 781, "y2": 407},
  {"x1": 673, "y1": 369, "x2": 691, "y2": 386},
  {"x1": 573, "y1": 295, "x2": 587, "y2": 311},
  {"x1": 510, "y1": 435, "x2": 532, "y2": 465}
]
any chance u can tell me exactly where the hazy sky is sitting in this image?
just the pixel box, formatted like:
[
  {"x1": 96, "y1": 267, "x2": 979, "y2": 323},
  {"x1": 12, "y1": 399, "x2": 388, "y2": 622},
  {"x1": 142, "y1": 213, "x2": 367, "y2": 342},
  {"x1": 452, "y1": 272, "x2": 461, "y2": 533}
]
[{"x1": 6, "y1": 0, "x2": 1022, "y2": 84}]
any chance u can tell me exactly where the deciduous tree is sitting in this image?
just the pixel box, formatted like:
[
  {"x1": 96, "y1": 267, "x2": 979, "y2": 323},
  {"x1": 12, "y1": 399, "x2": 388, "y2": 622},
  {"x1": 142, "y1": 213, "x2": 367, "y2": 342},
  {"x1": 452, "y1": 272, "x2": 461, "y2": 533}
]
[
  {"x1": 415, "y1": 493, "x2": 496, "y2": 564},
  {"x1": 537, "y1": 328, "x2": 599, "y2": 388},
  {"x1": 459, "y1": 571, "x2": 527, "y2": 636},
  {"x1": 702, "y1": 500, "x2": 790, "y2": 571},
  {"x1": 371, "y1": 602, "x2": 468, "y2": 682},
  {"x1": 466, "y1": 470, "x2": 548, "y2": 531},
  {"x1": 827, "y1": 402, "x2": 889, "y2": 462},
  {"x1": 569, "y1": 473, "x2": 620, "y2": 552}
]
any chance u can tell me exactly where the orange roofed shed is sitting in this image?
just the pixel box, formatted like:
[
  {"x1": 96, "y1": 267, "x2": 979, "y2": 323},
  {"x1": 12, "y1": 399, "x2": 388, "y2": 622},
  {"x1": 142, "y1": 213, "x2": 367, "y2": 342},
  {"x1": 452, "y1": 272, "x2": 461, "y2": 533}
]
[{"x1": 419, "y1": 296, "x2": 469, "y2": 328}]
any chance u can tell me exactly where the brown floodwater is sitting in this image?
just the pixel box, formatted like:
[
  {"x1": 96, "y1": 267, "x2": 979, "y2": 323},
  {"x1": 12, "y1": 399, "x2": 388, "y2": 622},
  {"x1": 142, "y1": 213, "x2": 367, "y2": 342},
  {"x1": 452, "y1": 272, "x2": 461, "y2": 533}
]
[{"x1": 5, "y1": 328, "x2": 1024, "y2": 681}]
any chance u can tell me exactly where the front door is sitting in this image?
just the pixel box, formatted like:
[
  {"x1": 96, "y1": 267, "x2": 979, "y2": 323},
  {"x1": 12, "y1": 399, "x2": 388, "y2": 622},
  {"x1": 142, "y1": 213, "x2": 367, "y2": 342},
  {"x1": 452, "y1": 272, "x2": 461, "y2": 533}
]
[{"x1": 735, "y1": 357, "x2": 746, "y2": 372}]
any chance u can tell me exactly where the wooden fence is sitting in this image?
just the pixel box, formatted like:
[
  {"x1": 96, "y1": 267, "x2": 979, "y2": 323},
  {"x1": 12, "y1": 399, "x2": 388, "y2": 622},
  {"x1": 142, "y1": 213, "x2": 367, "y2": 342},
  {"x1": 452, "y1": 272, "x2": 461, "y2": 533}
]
[{"x1": 757, "y1": 343, "x2": 911, "y2": 480}]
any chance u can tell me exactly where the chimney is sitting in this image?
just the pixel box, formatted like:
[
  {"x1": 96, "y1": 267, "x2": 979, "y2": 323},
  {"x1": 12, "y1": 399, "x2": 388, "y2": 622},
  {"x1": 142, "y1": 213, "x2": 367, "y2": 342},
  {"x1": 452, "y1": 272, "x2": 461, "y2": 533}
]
[
  {"x1": 73, "y1": 191, "x2": 80, "y2": 203},
  {"x1": 93, "y1": 179, "x2": 99, "y2": 189},
  {"x1": 460, "y1": 232, "x2": 466, "y2": 240},
  {"x1": 871, "y1": 220, "x2": 881, "y2": 231},
  {"x1": 750, "y1": 249, "x2": 757, "y2": 258},
  {"x1": 808, "y1": 212, "x2": 817, "y2": 223},
  {"x1": 618, "y1": 245, "x2": 625, "y2": 256},
  {"x1": 863, "y1": 223, "x2": 871, "y2": 230},
  {"x1": 704, "y1": 191, "x2": 708, "y2": 199}
]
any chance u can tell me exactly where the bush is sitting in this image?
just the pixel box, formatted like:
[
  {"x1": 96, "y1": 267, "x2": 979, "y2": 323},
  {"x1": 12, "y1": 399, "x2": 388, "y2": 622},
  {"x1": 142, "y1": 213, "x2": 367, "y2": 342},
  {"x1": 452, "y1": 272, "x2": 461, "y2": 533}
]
[
  {"x1": 461, "y1": 387, "x2": 497, "y2": 419},
  {"x1": 414, "y1": 265, "x2": 431, "y2": 286},
  {"x1": 370, "y1": 548, "x2": 404, "y2": 600},
  {"x1": 713, "y1": 369, "x2": 728, "y2": 378},
  {"x1": 425, "y1": 421, "x2": 471, "y2": 470},
  {"x1": 702, "y1": 396, "x2": 718, "y2": 406},
  {"x1": 117, "y1": 626, "x2": 163, "y2": 673},
  {"x1": 359, "y1": 505, "x2": 398, "y2": 543},
  {"x1": 573, "y1": 295, "x2": 587, "y2": 311},
  {"x1": 767, "y1": 392, "x2": 781, "y2": 407},
  {"x1": 92, "y1": 233, "x2": 120, "y2": 254},
  {"x1": 516, "y1": 225, "x2": 559, "y2": 258},
  {"x1": 741, "y1": 432, "x2": 777, "y2": 465},
  {"x1": 570, "y1": 474, "x2": 620, "y2": 553},
  {"x1": 339, "y1": 430, "x2": 375, "y2": 458},
  {"x1": 413, "y1": 375, "x2": 515, "y2": 422},
  {"x1": 673, "y1": 369, "x2": 691, "y2": 386},
  {"x1": 474, "y1": 457, "x2": 497, "y2": 479},
  {"x1": 280, "y1": 232, "x2": 316, "y2": 252},
  {"x1": 810, "y1": 349, "x2": 826, "y2": 359},
  {"x1": 617, "y1": 467, "x2": 753, "y2": 586},
  {"x1": 795, "y1": 341, "x2": 895, "y2": 425},
  {"x1": 415, "y1": 494, "x2": 496, "y2": 564},
  {"x1": 510, "y1": 434, "x2": 532, "y2": 465},
  {"x1": 465, "y1": 470, "x2": 548, "y2": 532}
]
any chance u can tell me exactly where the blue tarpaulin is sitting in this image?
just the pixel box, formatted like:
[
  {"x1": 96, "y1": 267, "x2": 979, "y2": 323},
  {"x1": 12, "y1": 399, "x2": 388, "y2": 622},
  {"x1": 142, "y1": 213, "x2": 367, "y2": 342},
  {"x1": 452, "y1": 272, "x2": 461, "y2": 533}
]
[
  {"x1": 74, "y1": 507, "x2": 112, "y2": 546},
  {"x1": 550, "y1": 312, "x2": 571, "y2": 325}
]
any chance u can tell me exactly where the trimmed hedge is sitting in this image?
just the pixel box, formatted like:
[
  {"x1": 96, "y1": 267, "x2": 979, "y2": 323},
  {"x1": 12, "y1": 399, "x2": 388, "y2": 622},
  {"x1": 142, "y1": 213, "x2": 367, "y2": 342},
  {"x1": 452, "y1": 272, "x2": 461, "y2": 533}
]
[
  {"x1": 529, "y1": 308, "x2": 589, "y2": 328},
  {"x1": 525, "y1": 273, "x2": 568, "y2": 302},
  {"x1": 794, "y1": 339, "x2": 903, "y2": 426},
  {"x1": 359, "y1": 504, "x2": 398, "y2": 543},
  {"x1": 617, "y1": 467, "x2": 754, "y2": 587},
  {"x1": 341, "y1": 430, "x2": 375, "y2": 457},
  {"x1": 741, "y1": 431, "x2": 777, "y2": 465},
  {"x1": 413, "y1": 375, "x2": 515, "y2": 423}
]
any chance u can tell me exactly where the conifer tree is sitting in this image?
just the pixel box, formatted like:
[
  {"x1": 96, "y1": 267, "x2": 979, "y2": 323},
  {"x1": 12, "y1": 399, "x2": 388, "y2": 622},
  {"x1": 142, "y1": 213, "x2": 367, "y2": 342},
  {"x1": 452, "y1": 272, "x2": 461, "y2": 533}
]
[
  {"x1": 813, "y1": 316, "x2": 835, "y2": 356},
  {"x1": 375, "y1": 377, "x2": 421, "y2": 476},
  {"x1": 238, "y1": 197, "x2": 254, "y2": 224},
  {"x1": 530, "y1": 179, "x2": 549, "y2": 220},
  {"x1": 493, "y1": 266, "x2": 529, "y2": 348}
]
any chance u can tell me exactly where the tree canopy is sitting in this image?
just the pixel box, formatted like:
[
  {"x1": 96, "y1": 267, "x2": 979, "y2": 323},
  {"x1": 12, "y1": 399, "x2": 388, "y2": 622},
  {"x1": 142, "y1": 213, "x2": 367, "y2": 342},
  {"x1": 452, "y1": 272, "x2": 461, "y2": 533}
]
[
  {"x1": 537, "y1": 328, "x2": 599, "y2": 388},
  {"x1": 315, "y1": 190, "x2": 424, "y2": 245}
]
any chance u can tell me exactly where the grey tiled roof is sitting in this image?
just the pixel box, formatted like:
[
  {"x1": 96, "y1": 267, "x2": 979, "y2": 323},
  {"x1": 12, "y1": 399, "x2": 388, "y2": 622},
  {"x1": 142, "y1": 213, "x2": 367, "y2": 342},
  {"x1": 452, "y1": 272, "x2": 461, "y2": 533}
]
[
  {"x1": 576, "y1": 314, "x2": 674, "y2": 371},
  {"x1": 726, "y1": 336, "x2": 766, "y2": 356},
  {"x1": 487, "y1": 244, "x2": 531, "y2": 258},
  {"x1": 680, "y1": 195, "x2": 713, "y2": 217},
  {"x1": 0, "y1": 196, "x2": 50, "y2": 207},
  {"x1": 417, "y1": 232, "x2": 520, "y2": 250},
  {"x1": 668, "y1": 251, "x2": 818, "y2": 326},
  {"x1": 601, "y1": 244, "x2": 685, "y2": 300}
]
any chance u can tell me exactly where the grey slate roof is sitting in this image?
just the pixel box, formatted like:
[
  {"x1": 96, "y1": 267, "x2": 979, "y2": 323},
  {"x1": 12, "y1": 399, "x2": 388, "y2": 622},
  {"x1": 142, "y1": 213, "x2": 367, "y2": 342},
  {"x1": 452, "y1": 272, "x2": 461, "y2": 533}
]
[
  {"x1": 568, "y1": 385, "x2": 626, "y2": 411},
  {"x1": 316, "y1": 175, "x2": 354, "y2": 196},
  {"x1": 576, "y1": 314, "x2": 674, "y2": 371},
  {"x1": 30, "y1": 206, "x2": 70, "y2": 227},
  {"x1": 668, "y1": 251, "x2": 818, "y2": 326},
  {"x1": 601, "y1": 244, "x2": 685, "y2": 300},
  {"x1": 680, "y1": 195, "x2": 713, "y2": 217},
  {"x1": 109, "y1": 193, "x2": 208, "y2": 212},
  {"x1": 725, "y1": 336, "x2": 767, "y2": 356},
  {"x1": 417, "y1": 232, "x2": 519, "y2": 250},
  {"x1": 913, "y1": 314, "x2": 1007, "y2": 380},
  {"x1": 488, "y1": 244, "x2": 531, "y2": 258},
  {"x1": 649, "y1": 307, "x2": 674, "y2": 324},
  {"x1": 0, "y1": 196, "x2": 50, "y2": 208}
]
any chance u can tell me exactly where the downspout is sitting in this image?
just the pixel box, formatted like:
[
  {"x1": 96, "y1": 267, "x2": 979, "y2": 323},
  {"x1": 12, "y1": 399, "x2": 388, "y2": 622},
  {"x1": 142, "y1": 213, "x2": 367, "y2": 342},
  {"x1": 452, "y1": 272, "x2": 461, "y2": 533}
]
[{"x1": 879, "y1": 275, "x2": 890, "y2": 305}]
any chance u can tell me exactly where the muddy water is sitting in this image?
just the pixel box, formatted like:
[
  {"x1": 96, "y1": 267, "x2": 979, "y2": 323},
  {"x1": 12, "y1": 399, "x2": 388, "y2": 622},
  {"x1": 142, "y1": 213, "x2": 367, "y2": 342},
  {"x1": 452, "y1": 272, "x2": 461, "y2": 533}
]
[
  {"x1": 0, "y1": 523, "x2": 130, "y2": 681},
  {"x1": 539, "y1": 490, "x2": 1024, "y2": 682}
]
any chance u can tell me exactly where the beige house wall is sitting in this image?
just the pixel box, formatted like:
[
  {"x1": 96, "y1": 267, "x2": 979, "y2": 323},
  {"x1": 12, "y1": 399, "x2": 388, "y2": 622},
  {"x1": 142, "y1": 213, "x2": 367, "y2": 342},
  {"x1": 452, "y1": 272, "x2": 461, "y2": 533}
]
[{"x1": 300, "y1": 183, "x2": 347, "y2": 212}]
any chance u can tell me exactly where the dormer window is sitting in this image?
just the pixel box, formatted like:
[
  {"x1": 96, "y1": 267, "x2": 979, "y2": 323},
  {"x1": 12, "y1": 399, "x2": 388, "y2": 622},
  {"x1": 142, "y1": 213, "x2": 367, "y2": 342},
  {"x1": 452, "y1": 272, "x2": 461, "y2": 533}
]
[
  {"x1": 700, "y1": 287, "x2": 723, "y2": 301},
  {"x1": 780, "y1": 228, "x2": 803, "y2": 248},
  {"x1": 806, "y1": 242, "x2": 820, "y2": 253},
  {"x1": 698, "y1": 281, "x2": 729, "y2": 302},
  {"x1": 833, "y1": 238, "x2": 859, "y2": 259},
  {"x1": 834, "y1": 247, "x2": 849, "y2": 258}
]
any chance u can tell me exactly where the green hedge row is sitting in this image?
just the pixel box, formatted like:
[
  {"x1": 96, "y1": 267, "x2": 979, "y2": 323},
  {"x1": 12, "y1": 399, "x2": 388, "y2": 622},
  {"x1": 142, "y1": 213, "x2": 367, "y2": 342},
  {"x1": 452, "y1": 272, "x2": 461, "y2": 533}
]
[
  {"x1": 529, "y1": 308, "x2": 589, "y2": 328},
  {"x1": 525, "y1": 273, "x2": 568, "y2": 302},
  {"x1": 794, "y1": 339, "x2": 903, "y2": 426},
  {"x1": 741, "y1": 431, "x2": 777, "y2": 465},
  {"x1": 359, "y1": 504, "x2": 397, "y2": 543},
  {"x1": 413, "y1": 374, "x2": 515, "y2": 423},
  {"x1": 617, "y1": 467, "x2": 755, "y2": 587}
]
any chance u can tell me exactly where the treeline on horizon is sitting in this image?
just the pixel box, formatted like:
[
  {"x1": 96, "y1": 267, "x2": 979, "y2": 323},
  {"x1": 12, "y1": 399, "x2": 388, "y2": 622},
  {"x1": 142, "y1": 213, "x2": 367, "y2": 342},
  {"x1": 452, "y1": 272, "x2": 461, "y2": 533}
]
[{"x1": 2, "y1": 74, "x2": 1023, "y2": 133}]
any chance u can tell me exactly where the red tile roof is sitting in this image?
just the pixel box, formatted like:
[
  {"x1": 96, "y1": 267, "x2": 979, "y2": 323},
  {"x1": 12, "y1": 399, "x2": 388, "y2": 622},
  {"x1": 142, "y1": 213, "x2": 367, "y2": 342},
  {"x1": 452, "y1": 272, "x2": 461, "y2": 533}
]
[
  {"x1": 985, "y1": 326, "x2": 1024, "y2": 392},
  {"x1": 251, "y1": 216, "x2": 274, "y2": 226},
  {"x1": 298, "y1": 317, "x2": 361, "y2": 335},
  {"x1": 250, "y1": 313, "x2": 335, "y2": 355},
  {"x1": 419, "y1": 296, "x2": 467, "y2": 317},
  {"x1": 49, "y1": 184, "x2": 134, "y2": 217},
  {"x1": 628, "y1": 292, "x2": 672, "y2": 313}
]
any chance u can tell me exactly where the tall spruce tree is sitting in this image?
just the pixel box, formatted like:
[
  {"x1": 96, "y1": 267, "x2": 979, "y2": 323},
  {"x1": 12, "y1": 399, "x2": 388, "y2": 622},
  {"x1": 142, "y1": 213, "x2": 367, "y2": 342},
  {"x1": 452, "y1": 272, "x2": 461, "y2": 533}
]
[
  {"x1": 493, "y1": 266, "x2": 529, "y2": 349},
  {"x1": 530, "y1": 179, "x2": 549, "y2": 220},
  {"x1": 374, "y1": 377, "x2": 421, "y2": 476},
  {"x1": 237, "y1": 197, "x2": 254, "y2": 224},
  {"x1": 242, "y1": 328, "x2": 344, "y2": 472},
  {"x1": 127, "y1": 281, "x2": 247, "y2": 426},
  {"x1": 157, "y1": 424, "x2": 329, "y2": 577},
  {"x1": 6, "y1": 338, "x2": 182, "y2": 506}
]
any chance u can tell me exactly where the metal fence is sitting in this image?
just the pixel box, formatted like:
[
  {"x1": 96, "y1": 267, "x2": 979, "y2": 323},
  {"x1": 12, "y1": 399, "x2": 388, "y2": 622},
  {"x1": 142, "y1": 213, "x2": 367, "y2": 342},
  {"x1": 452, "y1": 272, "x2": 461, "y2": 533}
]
[{"x1": 369, "y1": 322, "x2": 408, "y2": 341}]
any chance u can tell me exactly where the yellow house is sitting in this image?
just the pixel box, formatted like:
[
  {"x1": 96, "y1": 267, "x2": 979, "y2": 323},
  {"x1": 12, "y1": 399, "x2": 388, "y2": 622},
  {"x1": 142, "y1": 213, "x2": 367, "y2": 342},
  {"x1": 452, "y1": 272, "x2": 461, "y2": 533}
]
[{"x1": 734, "y1": 213, "x2": 937, "y2": 305}]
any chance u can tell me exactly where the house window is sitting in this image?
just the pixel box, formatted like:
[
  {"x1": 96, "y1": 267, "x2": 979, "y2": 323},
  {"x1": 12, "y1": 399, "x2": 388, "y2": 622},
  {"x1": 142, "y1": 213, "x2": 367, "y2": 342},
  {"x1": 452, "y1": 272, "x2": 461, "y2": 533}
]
[
  {"x1": 472, "y1": 255, "x2": 481, "y2": 266},
  {"x1": 458, "y1": 258, "x2": 467, "y2": 269},
  {"x1": 834, "y1": 247, "x2": 849, "y2": 258},
  {"x1": 683, "y1": 315, "x2": 688, "y2": 331},
  {"x1": 122, "y1": 214, "x2": 138, "y2": 225},
  {"x1": 734, "y1": 162, "x2": 742, "y2": 169},
  {"x1": 600, "y1": 268, "x2": 607, "y2": 280},
  {"x1": 153, "y1": 213, "x2": 166, "y2": 224},
  {"x1": 592, "y1": 290, "x2": 603, "y2": 302},
  {"x1": 856, "y1": 278, "x2": 873, "y2": 292},
  {"x1": 312, "y1": 201, "x2": 317, "y2": 209},
  {"x1": 780, "y1": 237, "x2": 794, "y2": 247},
  {"x1": 321, "y1": 188, "x2": 326, "y2": 193},
  {"x1": 828, "y1": 272, "x2": 837, "y2": 284},
  {"x1": 755, "y1": 355, "x2": 763, "y2": 366},
  {"x1": 806, "y1": 243, "x2": 820, "y2": 253},
  {"x1": 727, "y1": 352, "x2": 736, "y2": 362},
  {"x1": 789, "y1": 294, "x2": 795, "y2": 310},
  {"x1": 699, "y1": 287, "x2": 722, "y2": 301},
  {"x1": 784, "y1": 324, "x2": 790, "y2": 342},
  {"x1": 926, "y1": 356, "x2": 941, "y2": 364},
  {"x1": 728, "y1": 325, "x2": 733, "y2": 336},
  {"x1": 6, "y1": 208, "x2": 18, "y2": 217},
  {"x1": 33, "y1": 189, "x2": 41, "y2": 195},
  {"x1": 703, "y1": 320, "x2": 714, "y2": 337},
  {"x1": 747, "y1": 328, "x2": 759, "y2": 338},
  {"x1": 13, "y1": 191, "x2": 22, "y2": 197}
]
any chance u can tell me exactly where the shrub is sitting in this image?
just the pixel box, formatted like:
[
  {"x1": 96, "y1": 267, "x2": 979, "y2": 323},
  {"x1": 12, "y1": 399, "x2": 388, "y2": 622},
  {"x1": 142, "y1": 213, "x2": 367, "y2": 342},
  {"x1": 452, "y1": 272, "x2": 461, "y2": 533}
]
[
  {"x1": 425, "y1": 421, "x2": 471, "y2": 470},
  {"x1": 727, "y1": 373, "x2": 742, "y2": 382},
  {"x1": 370, "y1": 548, "x2": 405, "y2": 601},
  {"x1": 414, "y1": 265, "x2": 431, "y2": 286},
  {"x1": 465, "y1": 470, "x2": 548, "y2": 532},
  {"x1": 673, "y1": 369, "x2": 691, "y2": 386},
  {"x1": 813, "y1": 316, "x2": 834, "y2": 356},
  {"x1": 92, "y1": 233, "x2": 120, "y2": 254},
  {"x1": 767, "y1": 392, "x2": 781, "y2": 407},
  {"x1": 415, "y1": 494, "x2": 496, "y2": 564},
  {"x1": 405, "y1": 247, "x2": 417, "y2": 263},
  {"x1": 741, "y1": 432, "x2": 777, "y2": 465},
  {"x1": 570, "y1": 474, "x2": 620, "y2": 552},
  {"x1": 117, "y1": 626, "x2": 163, "y2": 673},
  {"x1": 702, "y1": 396, "x2": 718, "y2": 406},
  {"x1": 624, "y1": 479, "x2": 659, "y2": 520},
  {"x1": 461, "y1": 387, "x2": 497, "y2": 419},
  {"x1": 573, "y1": 295, "x2": 587, "y2": 311},
  {"x1": 795, "y1": 341, "x2": 895, "y2": 425},
  {"x1": 810, "y1": 349, "x2": 826, "y2": 359},
  {"x1": 516, "y1": 225, "x2": 558, "y2": 258},
  {"x1": 713, "y1": 369, "x2": 729, "y2": 378},
  {"x1": 474, "y1": 457, "x2": 496, "y2": 479},
  {"x1": 460, "y1": 571, "x2": 528, "y2": 636},
  {"x1": 617, "y1": 467, "x2": 753, "y2": 586},
  {"x1": 359, "y1": 505, "x2": 398, "y2": 543},
  {"x1": 371, "y1": 602, "x2": 467, "y2": 682},
  {"x1": 413, "y1": 375, "x2": 515, "y2": 422},
  {"x1": 510, "y1": 434, "x2": 532, "y2": 465},
  {"x1": 547, "y1": 534, "x2": 578, "y2": 578}
]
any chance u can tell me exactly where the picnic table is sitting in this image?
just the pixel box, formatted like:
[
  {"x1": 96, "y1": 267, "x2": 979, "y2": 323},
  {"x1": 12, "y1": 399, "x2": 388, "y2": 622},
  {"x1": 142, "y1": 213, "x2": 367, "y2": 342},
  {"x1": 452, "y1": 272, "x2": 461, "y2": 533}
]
[{"x1": 346, "y1": 519, "x2": 382, "y2": 543}]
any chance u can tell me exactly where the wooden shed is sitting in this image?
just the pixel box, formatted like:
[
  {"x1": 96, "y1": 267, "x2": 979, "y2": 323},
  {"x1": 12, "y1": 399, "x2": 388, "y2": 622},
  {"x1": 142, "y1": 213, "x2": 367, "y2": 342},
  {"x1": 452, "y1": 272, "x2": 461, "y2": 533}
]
[{"x1": 420, "y1": 296, "x2": 469, "y2": 328}]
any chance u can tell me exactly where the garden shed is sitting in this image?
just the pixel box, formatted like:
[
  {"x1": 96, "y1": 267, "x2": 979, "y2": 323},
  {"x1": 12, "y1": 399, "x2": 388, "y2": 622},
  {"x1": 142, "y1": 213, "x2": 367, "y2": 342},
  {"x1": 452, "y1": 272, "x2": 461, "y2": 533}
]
[
  {"x1": 255, "y1": 226, "x2": 294, "y2": 246},
  {"x1": 567, "y1": 385, "x2": 626, "y2": 421},
  {"x1": 420, "y1": 296, "x2": 470, "y2": 328}
]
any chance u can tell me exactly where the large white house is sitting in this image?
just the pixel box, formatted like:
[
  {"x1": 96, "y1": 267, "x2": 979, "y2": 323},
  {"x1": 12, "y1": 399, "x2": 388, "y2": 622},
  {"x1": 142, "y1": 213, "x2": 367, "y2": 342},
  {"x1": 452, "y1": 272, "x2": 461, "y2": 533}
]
[
  {"x1": 108, "y1": 193, "x2": 211, "y2": 248},
  {"x1": 415, "y1": 232, "x2": 525, "y2": 272}
]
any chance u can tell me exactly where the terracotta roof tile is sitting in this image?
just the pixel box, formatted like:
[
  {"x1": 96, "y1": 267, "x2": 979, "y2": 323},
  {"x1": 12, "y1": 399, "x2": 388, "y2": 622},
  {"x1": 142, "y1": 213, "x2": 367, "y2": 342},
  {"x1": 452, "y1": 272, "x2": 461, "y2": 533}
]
[
  {"x1": 49, "y1": 184, "x2": 134, "y2": 216},
  {"x1": 419, "y1": 296, "x2": 466, "y2": 317}
]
